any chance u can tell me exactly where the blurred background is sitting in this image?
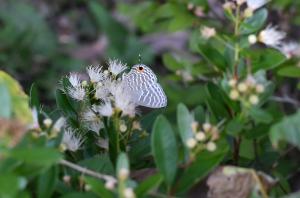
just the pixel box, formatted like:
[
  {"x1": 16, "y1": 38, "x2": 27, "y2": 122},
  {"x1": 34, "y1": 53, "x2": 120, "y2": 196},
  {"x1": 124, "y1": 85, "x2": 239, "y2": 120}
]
[{"x1": 0, "y1": 0, "x2": 299, "y2": 112}]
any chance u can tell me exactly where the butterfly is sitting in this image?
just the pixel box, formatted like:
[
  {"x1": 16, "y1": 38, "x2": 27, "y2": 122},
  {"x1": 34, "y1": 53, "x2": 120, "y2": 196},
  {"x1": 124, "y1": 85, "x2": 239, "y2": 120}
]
[{"x1": 122, "y1": 64, "x2": 167, "y2": 108}]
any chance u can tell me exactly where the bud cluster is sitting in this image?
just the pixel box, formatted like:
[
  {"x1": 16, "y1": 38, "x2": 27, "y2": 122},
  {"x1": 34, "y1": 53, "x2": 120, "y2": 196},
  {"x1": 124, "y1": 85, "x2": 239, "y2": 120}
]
[
  {"x1": 228, "y1": 76, "x2": 265, "y2": 106},
  {"x1": 186, "y1": 121, "x2": 220, "y2": 155}
]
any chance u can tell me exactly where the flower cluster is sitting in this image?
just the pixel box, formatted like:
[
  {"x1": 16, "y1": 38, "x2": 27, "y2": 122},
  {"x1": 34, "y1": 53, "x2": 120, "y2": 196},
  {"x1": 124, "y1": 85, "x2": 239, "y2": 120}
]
[
  {"x1": 64, "y1": 59, "x2": 138, "y2": 131},
  {"x1": 186, "y1": 121, "x2": 220, "y2": 156},
  {"x1": 228, "y1": 76, "x2": 265, "y2": 106}
]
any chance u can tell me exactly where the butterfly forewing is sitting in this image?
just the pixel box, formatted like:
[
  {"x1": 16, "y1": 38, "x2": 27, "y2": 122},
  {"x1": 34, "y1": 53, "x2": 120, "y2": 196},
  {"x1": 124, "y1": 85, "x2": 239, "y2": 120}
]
[{"x1": 123, "y1": 64, "x2": 167, "y2": 108}]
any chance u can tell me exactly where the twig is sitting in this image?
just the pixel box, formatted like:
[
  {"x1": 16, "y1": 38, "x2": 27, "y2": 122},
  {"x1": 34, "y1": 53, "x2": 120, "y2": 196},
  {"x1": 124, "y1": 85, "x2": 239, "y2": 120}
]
[
  {"x1": 59, "y1": 159, "x2": 117, "y2": 183},
  {"x1": 270, "y1": 96, "x2": 300, "y2": 107}
]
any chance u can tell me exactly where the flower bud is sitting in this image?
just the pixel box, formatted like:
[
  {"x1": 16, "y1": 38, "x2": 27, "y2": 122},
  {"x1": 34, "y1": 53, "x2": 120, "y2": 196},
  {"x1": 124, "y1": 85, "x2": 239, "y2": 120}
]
[
  {"x1": 238, "y1": 83, "x2": 248, "y2": 92},
  {"x1": 248, "y1": 34, "x2": 257, "y2": 44},
  {"x1": 249, "y1": 95, "x2": 259, "y2": 105},
  {"x1": 229, "y1": 89, "x2": 240, "y2": 100},
  {"x1": 43, "y1": 118, "x2": 52, "y2": 128},
  {"x1": 228, "y1": 79, "x2": 237, "y2": 87},
  {"x1": 255, "y1": 84, "x2": 265, "y2": 93},
  {"x1": 203, "y1": 123, "x2": 212, "y2": 132},
  {"x1": 195, "y1": 132, "x2": 206, "y2": 141},
  {"x1": 186, "y1": 138, "x2": 197, "y2": 149},
  {"x1": 118, "y1": 168, "x2": 129, "y2": 180},
  {"x1": 124, "y1": 188, "x2": 136, "y2": 198},
  {"x1": 206, "y1": 142, "x2": 217, "y2": 152}
]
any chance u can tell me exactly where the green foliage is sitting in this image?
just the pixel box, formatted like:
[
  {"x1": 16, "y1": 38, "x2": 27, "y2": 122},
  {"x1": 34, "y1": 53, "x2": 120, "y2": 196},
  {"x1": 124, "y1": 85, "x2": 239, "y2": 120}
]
[{"x1": 1, "y1": 0, "x2": 300, "y2": 197}]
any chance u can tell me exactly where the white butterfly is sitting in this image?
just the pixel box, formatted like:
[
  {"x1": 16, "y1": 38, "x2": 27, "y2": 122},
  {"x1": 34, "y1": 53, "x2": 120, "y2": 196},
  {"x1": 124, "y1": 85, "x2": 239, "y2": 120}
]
[{"x1": 122, "y1": 64, "x2": 167, "y2": 108}]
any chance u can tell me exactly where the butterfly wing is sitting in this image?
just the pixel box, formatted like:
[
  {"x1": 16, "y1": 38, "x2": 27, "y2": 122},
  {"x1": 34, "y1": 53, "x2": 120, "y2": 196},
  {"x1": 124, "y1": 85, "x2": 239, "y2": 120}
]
[{"x1": 123, "y1": 68, "x2": 167, "y2": 108}]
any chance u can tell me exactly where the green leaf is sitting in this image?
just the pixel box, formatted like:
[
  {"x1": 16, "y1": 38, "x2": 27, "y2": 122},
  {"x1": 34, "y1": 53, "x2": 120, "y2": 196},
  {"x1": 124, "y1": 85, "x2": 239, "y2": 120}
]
[
  {"x1": 151, "y1": 115, "x2": 178, "y2": 187},
  {"x1": 226, "y1": 118, "x2": 244, "y2": 136},
  {"x1": 270, "y1": 110, "x2": 300, "y2": 149},
  {"x1": 135, "y1": 174, "x2": 163, "y2": 197},
  {"x1": 176, "y1": 143, "x2": 228, "y2": 192},
  {"x1": 277, "y1": 66, "x2": 300, "y2": 78},
  {"x1": 249, "y1": 107, "x2": 273, "y2": 124},
  {"x1": 10, "y1": 147, "x2": 62, "y2": 166},
  {"x1": 162, "y1": 54, "x2": 183, "y2": 72},
  {"x1": 0, "y1": 174, "x2": 26, "y2": 198},
  {"x1": 0, "y1": 83, "x2": 11, "y2": 118},
  {"x1": 78, "y1": 154, "x2": 114, "y2": 175},
  {"x1": 198, "y1": 43, "x2": 227, "y2": 71},
  {"x1": 37, "y1": 166, "x2": 58, "y2": 198},
  {"x1": 250, "y1": 49, "x2": 286, "y2": 72},
  {"x1": 84, "y1": 177, "x2": 114, "y2": 198},
  {"x1": 29, "y1": 83, "x2": 40, "y2": 110},
  {"x1": 55, "y1": 89, "x2": 77, "y2": 118},
  {"x1": 60, "y1": 192, "x2": 98, "y2": 198},
  {"x1": 240, "y1": 9, "x2": 268, "y2": 35},
  {"x1": 177, "y1": 103, "x2": 194, "y2": 146}
]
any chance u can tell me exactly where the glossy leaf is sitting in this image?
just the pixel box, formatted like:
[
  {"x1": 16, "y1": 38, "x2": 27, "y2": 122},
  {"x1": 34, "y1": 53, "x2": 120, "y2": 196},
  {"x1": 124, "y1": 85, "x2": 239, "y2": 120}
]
[
  {"x1": 37, "y1": 166, "x2": 58, "y2": 198},
  {"x1": 10, "y1": 147, "x2": 62, "y2": 167},
  {"x1": 277, "y1": 66, "x2": 300, "y2": 78},
  {"x1": 177, "y1": 103, "x2": 194, "y2": 146},
  {"x1": 135, "y1": 174, "x2": 163, "y2": 197},
  {"x1": 151, "y1": 115, "x2": 178, "y2": 187},
  {"x1": 84, "y1": 177, "x2": 114, "y2": 198},
  {"x1": 240, "y1": 9, "x2": 268, "y2": 35}
]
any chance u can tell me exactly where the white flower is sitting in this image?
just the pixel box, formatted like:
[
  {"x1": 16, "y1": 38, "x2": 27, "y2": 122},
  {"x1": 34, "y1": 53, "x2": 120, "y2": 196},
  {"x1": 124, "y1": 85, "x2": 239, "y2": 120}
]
[
  {"x1": 123, "y1": 188, "x2": 135, "y2": 198},
  {"x1": 85, "y1": 120, "x2": 103, "y2": 134},
  {"x1": 111, "y1": 82, "x2": 136, "y2": 117},
  {"x1": 223, "y1": 2, "x2": 235, "y2": 10},
  {"x1": 108, "y1": 59, "x2": 127, "y2": 76},
  {"x1": 82, "y1": 109, "x2": 98, "y2": 122},
  {"x1": 86, "y1": 66, "x2": 104, "y2": 83},
  {"x1": 248, "y1": 34, "x2": 257, "y2": 44},
  {"x1": 62, "y1": 128, "x2": 84, "y2": 152},
  {"x1": 68, "y1": 73, "x2": 81, "y2": 87},
  {"x1": 249, "y1": 95, "x2": 259, "y2": 105},
  {"x1": 53, "y1": 117, "x2": 66, "y2": 132},
  {"x1": 186, "y1": 138, "x2": 197, "y2": 148},
  {"x1": 95, "y1": 102, "x2": 114, "y2": 117},
  {"x1": 95, "y1": 81, "x2": 110, "y2": 100},
  {"x1": 67, "y1": 86, "x2": 86, "y2": 101},
  {"x1": 229, "y1": 89, "x2": 240, "y2": 100},
  {"x1": 201, "y1": 26, "x2": 216, "y2": 39},
  {"x1": 246, "y1": 0, "x2": 269, "y2": 11},
  {"x1": 259, "y1": 25, "x2": 286, "y2": 48},
  {"x1": 279, "y1": 42, "x2": 300, "y2": 59}
]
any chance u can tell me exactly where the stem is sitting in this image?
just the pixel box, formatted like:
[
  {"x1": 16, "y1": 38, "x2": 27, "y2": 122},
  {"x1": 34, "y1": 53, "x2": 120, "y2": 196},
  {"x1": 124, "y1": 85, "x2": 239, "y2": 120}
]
[
  {"x1": 59, "y1": 159, "x2": 117, "y2": 183},
  {"x1": 233, "y1": 136, "x2": 241, "y2": 165},
  {"x1": 234, "y1": 5, "x2": 241, "y2": 78}
]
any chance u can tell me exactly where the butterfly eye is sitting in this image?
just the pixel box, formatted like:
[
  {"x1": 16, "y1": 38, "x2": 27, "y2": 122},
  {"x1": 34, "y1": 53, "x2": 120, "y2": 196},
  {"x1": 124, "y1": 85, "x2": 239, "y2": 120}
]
[{"x1": 137, "y1": 66, "x2": 144, "y2": 72}]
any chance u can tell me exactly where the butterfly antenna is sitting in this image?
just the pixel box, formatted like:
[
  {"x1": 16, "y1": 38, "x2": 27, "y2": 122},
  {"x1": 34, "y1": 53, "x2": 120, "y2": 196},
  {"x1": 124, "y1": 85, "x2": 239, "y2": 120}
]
[{"x1": 138, "y1": 54, "x2": 142, "y2": 64}]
